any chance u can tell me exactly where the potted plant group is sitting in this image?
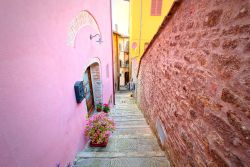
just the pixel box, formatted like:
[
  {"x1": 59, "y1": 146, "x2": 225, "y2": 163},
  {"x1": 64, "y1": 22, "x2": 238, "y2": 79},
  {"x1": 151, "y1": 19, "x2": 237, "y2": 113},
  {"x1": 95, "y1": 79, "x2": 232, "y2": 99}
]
[
  {"x1": 102, "y1": 103, "x2": 110, "y2": 113},
  {"x1": 85, "y1": 112, "x2": 115, "y2": 147},
  {"x1": 96, "y1": 103, "x2": 102, "y2": 112}
]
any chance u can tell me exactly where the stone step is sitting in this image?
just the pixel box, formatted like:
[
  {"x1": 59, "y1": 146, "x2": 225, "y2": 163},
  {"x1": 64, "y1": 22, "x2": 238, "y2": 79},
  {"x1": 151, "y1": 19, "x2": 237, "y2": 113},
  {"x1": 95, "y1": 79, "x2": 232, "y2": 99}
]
[
  {"x1": 112, "y1": 108, "x2": 141, "y2": 111},
  {"x1": 110, "y1": 134, "x2": 154, "y2": 139},
  {"x1": 111, "y1": 115, "x2": 145, "y2": 120},
  {"x1": 115, "y1": 120, "x2": 148, "y2": 126},
  {"x1": 82, "y1": 138, "x2": 161, "y2": 153},
  {"x1": 74, "y1": 157, "x2": 170, "y2": 167},
  {"x1": 76, "y1": 151, "x2": 166, "y2": 159},
  {"x1": 116, "y1": 124, "x2": 149, "y2": 129},
  {"x1": 112, "y1": 118, "x2": 145, "y2": 121},
  {"x1": 111, "y1": 111, "x2": 142, "y2": 115},
  {"x1": 112, "y1": 127, "x2": 152, "y2": 136},
  {"x1": 110, "y1": 113, "x2": 143, "y2": 117}
]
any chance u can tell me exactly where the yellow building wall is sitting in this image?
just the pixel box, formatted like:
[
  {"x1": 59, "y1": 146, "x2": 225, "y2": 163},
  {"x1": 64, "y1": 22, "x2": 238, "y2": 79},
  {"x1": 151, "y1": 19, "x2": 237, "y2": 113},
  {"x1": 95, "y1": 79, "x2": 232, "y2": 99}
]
[
  {"x1": 113, "y1": 32, "x2": 130, "y2": 89},
  {"x1": 129, "y1": 0, "x2": 175, "y2": 61},
  {"x1": 113, "y1": 33, "x2": 120, "y2": 91}
]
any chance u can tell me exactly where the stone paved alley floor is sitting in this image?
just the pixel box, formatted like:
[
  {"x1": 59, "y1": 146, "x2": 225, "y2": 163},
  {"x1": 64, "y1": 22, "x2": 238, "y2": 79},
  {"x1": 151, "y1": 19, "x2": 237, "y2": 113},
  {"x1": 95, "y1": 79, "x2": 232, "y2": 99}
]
[{"x1": 74, "y1": 91, "x2": 170, "y2": 167}]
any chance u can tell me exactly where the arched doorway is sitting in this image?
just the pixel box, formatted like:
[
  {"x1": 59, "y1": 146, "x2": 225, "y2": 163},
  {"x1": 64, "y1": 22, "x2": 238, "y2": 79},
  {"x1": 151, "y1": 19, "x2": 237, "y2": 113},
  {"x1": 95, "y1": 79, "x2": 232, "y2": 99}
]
[
  {"x1": 83, "y1": 66, "x2": 95, "y2": 115},
  {"x1": 83, "y1": 60, "x2": 103, "y2": 116}
]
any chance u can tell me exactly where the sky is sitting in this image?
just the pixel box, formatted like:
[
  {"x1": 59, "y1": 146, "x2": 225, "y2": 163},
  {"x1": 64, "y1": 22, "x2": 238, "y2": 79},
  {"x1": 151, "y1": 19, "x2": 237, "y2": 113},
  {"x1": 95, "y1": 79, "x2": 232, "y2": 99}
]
[{"x1": 112, "y1": 0, "x2": 130, "y2": 36}]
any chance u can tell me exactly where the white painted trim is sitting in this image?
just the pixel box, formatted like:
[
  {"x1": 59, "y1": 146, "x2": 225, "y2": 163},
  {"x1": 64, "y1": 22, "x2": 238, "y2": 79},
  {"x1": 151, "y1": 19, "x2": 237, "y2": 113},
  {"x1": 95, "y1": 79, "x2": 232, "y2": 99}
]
[{"x1": 67, "y1": 10, "x2": 101, "y2": 47}]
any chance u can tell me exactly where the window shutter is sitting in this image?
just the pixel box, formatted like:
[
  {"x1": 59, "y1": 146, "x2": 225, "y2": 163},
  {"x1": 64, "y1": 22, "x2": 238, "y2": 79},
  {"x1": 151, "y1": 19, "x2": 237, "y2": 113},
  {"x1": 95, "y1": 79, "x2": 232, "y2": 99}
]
[
  {"x1": 151, "y1": 0, "x2": 156, "y2": 15},
  {"x1": 151, "y1": 0, "x2": 162, "y2": 16}
]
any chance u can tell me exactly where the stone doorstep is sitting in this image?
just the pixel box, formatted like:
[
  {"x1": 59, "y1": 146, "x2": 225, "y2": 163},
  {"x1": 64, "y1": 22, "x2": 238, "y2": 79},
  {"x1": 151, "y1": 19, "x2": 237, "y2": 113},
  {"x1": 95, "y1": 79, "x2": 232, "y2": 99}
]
[{"x1": 76, "y1": 151, "x2": 166, "y2": 158}]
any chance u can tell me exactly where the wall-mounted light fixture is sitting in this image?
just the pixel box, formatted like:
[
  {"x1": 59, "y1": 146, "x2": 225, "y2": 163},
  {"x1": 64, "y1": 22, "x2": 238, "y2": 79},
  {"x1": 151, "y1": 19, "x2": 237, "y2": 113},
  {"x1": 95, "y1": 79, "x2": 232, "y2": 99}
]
[{"x1": 90, "y1": 34, "x2": 103, "y2": 44}]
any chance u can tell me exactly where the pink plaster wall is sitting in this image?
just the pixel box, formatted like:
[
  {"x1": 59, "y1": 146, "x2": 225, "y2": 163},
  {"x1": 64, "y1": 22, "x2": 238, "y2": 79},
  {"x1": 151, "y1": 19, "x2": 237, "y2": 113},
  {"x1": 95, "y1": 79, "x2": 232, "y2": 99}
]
[{"x1": 0, "y1": 0, "x2": 114, "y2": 167}]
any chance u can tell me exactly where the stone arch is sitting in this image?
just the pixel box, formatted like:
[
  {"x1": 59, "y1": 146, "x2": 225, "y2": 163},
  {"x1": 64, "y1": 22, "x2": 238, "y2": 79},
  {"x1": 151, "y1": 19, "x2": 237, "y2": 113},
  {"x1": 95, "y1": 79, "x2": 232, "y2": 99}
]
[
  {"x1": 67, "y1": 10, "x2": 101, "y2": 47},
  {"x1": 82, "y1": 58, "x2": 103, "y2": 108}
]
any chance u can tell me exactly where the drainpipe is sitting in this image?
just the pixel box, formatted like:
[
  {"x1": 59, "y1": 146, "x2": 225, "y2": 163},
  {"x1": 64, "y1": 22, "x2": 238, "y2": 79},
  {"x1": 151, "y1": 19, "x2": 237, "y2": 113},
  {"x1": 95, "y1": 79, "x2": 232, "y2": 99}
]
[
  {"x1": 138, "y1": 0, "x2": 143, "y2": 58},
  {"x1": 110, "y1": 0, "x2": 115, "y2": 105}
]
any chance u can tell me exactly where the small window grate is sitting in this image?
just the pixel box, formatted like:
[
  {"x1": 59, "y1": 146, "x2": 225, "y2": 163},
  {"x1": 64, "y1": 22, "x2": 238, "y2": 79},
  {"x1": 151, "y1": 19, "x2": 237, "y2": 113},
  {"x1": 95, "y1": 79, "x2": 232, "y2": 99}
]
[{"x1": 156, "y1": 118, "x2": 167, "y2": 145}]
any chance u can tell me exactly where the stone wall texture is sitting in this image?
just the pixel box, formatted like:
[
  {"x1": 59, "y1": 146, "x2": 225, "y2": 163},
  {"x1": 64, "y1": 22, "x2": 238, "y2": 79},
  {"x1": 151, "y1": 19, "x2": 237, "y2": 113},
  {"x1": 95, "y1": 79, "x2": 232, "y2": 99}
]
[
  {"x1": 137, "y1": 0, "x2": 250, "y2": 166},
  {"x1": 90, "y1": 63, "x2": 103, "y2": 105}
]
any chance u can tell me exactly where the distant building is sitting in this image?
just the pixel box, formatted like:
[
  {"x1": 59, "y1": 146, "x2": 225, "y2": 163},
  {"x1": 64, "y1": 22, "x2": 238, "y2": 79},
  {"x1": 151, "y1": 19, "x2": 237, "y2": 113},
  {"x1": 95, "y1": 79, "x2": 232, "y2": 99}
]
[
  {"x1": 113, "y1": 32, "x2": 129, "y2": 91},
  {"x1": 129, "y1": 0, "x2": 175, "y2": 81}
]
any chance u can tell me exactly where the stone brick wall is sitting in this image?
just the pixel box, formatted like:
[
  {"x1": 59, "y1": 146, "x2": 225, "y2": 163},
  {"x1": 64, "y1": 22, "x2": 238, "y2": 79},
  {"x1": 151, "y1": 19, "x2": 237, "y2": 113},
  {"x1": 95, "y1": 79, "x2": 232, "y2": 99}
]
[
  {"x1": 90, "y1": 63, "x2": 103, "y2": 105},
  {"x1": 131, "y1": 57, "x2": 139, "y2": 98},
  {"x1": 137, "y1": 0, "x2": 250, "y2": 166}
]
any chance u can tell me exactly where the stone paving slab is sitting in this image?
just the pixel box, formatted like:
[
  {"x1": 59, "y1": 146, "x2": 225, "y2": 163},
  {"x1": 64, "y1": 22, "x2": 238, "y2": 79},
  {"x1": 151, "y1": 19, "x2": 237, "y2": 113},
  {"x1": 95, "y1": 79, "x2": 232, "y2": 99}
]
[
  {"x1": 111, "y1": 115, "x2": 145, "y2": 120},
  {"x1": 74, "y1": 92, "x2": 170, "y2": 167},
  {"x1": 76, "y1": 151, "x2": 166, "y2": 158},
  {"x1": 112, "y1": 127, "x2": 152, "y2": 136},
  {"x1": 82, "y1": 138, "x2": 160, "y2": 153},
  {"x1": 110, "y1": 134, "x2": 154, "y2": 139},
  {"x1": 116, "y1": 124, "x2": 150, "y2": 129},
  {"x1": 115, "y1": 119, "x2": 148, "y2": 124},
  {"x1": 113, "y1": 118, "x2": 145, "y2": 121},
  {"x1": 75, "y1": 157, "x2": 170, "y2": 167}
]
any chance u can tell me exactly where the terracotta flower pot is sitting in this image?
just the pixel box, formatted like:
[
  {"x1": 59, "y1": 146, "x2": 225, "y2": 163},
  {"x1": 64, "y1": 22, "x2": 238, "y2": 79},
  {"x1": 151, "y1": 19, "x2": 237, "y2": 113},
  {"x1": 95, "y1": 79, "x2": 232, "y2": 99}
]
[
  {"x1": 89, "y1": 139, "x2": 108, "y2": 147},
  {"x1": 102, "y1": 110, "x2": 109, "y2": 113}
]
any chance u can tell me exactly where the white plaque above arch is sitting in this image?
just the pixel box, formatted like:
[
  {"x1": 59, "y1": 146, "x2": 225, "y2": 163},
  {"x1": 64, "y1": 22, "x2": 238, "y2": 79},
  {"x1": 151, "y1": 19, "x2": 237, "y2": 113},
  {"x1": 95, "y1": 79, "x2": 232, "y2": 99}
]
[{"x1": 67, "y1": 10, "x2": 101, "y2": 47}]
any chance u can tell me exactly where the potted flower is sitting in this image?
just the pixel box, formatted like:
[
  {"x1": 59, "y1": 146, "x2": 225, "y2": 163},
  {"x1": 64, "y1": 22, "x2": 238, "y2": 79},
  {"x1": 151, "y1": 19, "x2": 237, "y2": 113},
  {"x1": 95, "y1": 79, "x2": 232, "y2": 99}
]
[
  {"x1": 96, "y1": 103, "x2": 102, "y2": 112},
  {"x1": 85, "y1": 112, "x2": 115, "y2": 147},
  {"x1": 102, "y1": 103, "x2": 110, "y2": 113}
]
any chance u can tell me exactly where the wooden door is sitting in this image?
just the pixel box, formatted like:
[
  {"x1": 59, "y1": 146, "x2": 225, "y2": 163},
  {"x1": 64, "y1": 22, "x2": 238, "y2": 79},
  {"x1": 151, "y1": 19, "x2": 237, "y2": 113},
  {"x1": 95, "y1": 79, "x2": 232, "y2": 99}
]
[
  {"x1": 125, "y1": 72, "x2": 129, "y2": 85},
  {"x1": 84, "y1": 67, "x2": 95, "y2": 115}
]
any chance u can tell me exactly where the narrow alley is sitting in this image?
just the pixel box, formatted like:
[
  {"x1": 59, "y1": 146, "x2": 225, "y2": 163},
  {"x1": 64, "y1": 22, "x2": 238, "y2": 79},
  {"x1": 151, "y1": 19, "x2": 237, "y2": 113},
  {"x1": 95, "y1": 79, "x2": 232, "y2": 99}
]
[
  {"x1": 1, "y1": 0, "x2": 250, "y2": 166},
  {"x1": 74, "y1": 91, "x2": 170, "y2": 167}
]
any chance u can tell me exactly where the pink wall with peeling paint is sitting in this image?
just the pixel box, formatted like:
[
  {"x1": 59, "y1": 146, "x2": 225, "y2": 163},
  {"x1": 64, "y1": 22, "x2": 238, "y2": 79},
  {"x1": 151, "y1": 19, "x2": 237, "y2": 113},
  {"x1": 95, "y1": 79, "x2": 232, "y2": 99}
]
[{"x1": 0, "y1": 0, "x2": 113, "y2": 167}]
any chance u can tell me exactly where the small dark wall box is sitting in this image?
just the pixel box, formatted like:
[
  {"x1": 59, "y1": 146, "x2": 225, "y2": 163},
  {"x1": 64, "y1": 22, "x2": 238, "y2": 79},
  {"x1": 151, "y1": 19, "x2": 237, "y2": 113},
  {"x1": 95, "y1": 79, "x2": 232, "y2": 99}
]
[{"x1": 74, "y1": 81, "x2": 85, "y2": 103}]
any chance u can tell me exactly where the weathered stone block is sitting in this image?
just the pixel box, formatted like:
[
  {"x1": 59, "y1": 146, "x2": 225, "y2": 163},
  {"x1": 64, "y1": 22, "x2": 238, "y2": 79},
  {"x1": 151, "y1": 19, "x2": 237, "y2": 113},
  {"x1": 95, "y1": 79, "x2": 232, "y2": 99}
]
[
  {"x1": 204, "y1": 10, "x2": 223, "y2": 27},
  {"x1": 221, "y1": 88, "x2": 237, "y2": 104},
  {"x1": 222, "y1": 39, "x2": 238, "y2": 50}
]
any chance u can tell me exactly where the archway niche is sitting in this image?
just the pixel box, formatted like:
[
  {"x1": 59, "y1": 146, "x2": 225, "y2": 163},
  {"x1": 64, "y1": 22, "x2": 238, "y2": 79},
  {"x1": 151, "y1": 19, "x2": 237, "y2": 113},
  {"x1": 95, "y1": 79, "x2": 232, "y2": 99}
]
[{"x1": 83, "y1": 58, "x2": 103, "y2": 115}]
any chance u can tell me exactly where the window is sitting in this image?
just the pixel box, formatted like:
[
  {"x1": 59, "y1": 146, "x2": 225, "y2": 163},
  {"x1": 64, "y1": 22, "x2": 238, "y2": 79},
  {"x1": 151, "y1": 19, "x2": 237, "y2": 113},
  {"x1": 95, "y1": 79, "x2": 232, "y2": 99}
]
[{"x1": 151, "y1": 0, "x2": 162, "y2": 16}]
